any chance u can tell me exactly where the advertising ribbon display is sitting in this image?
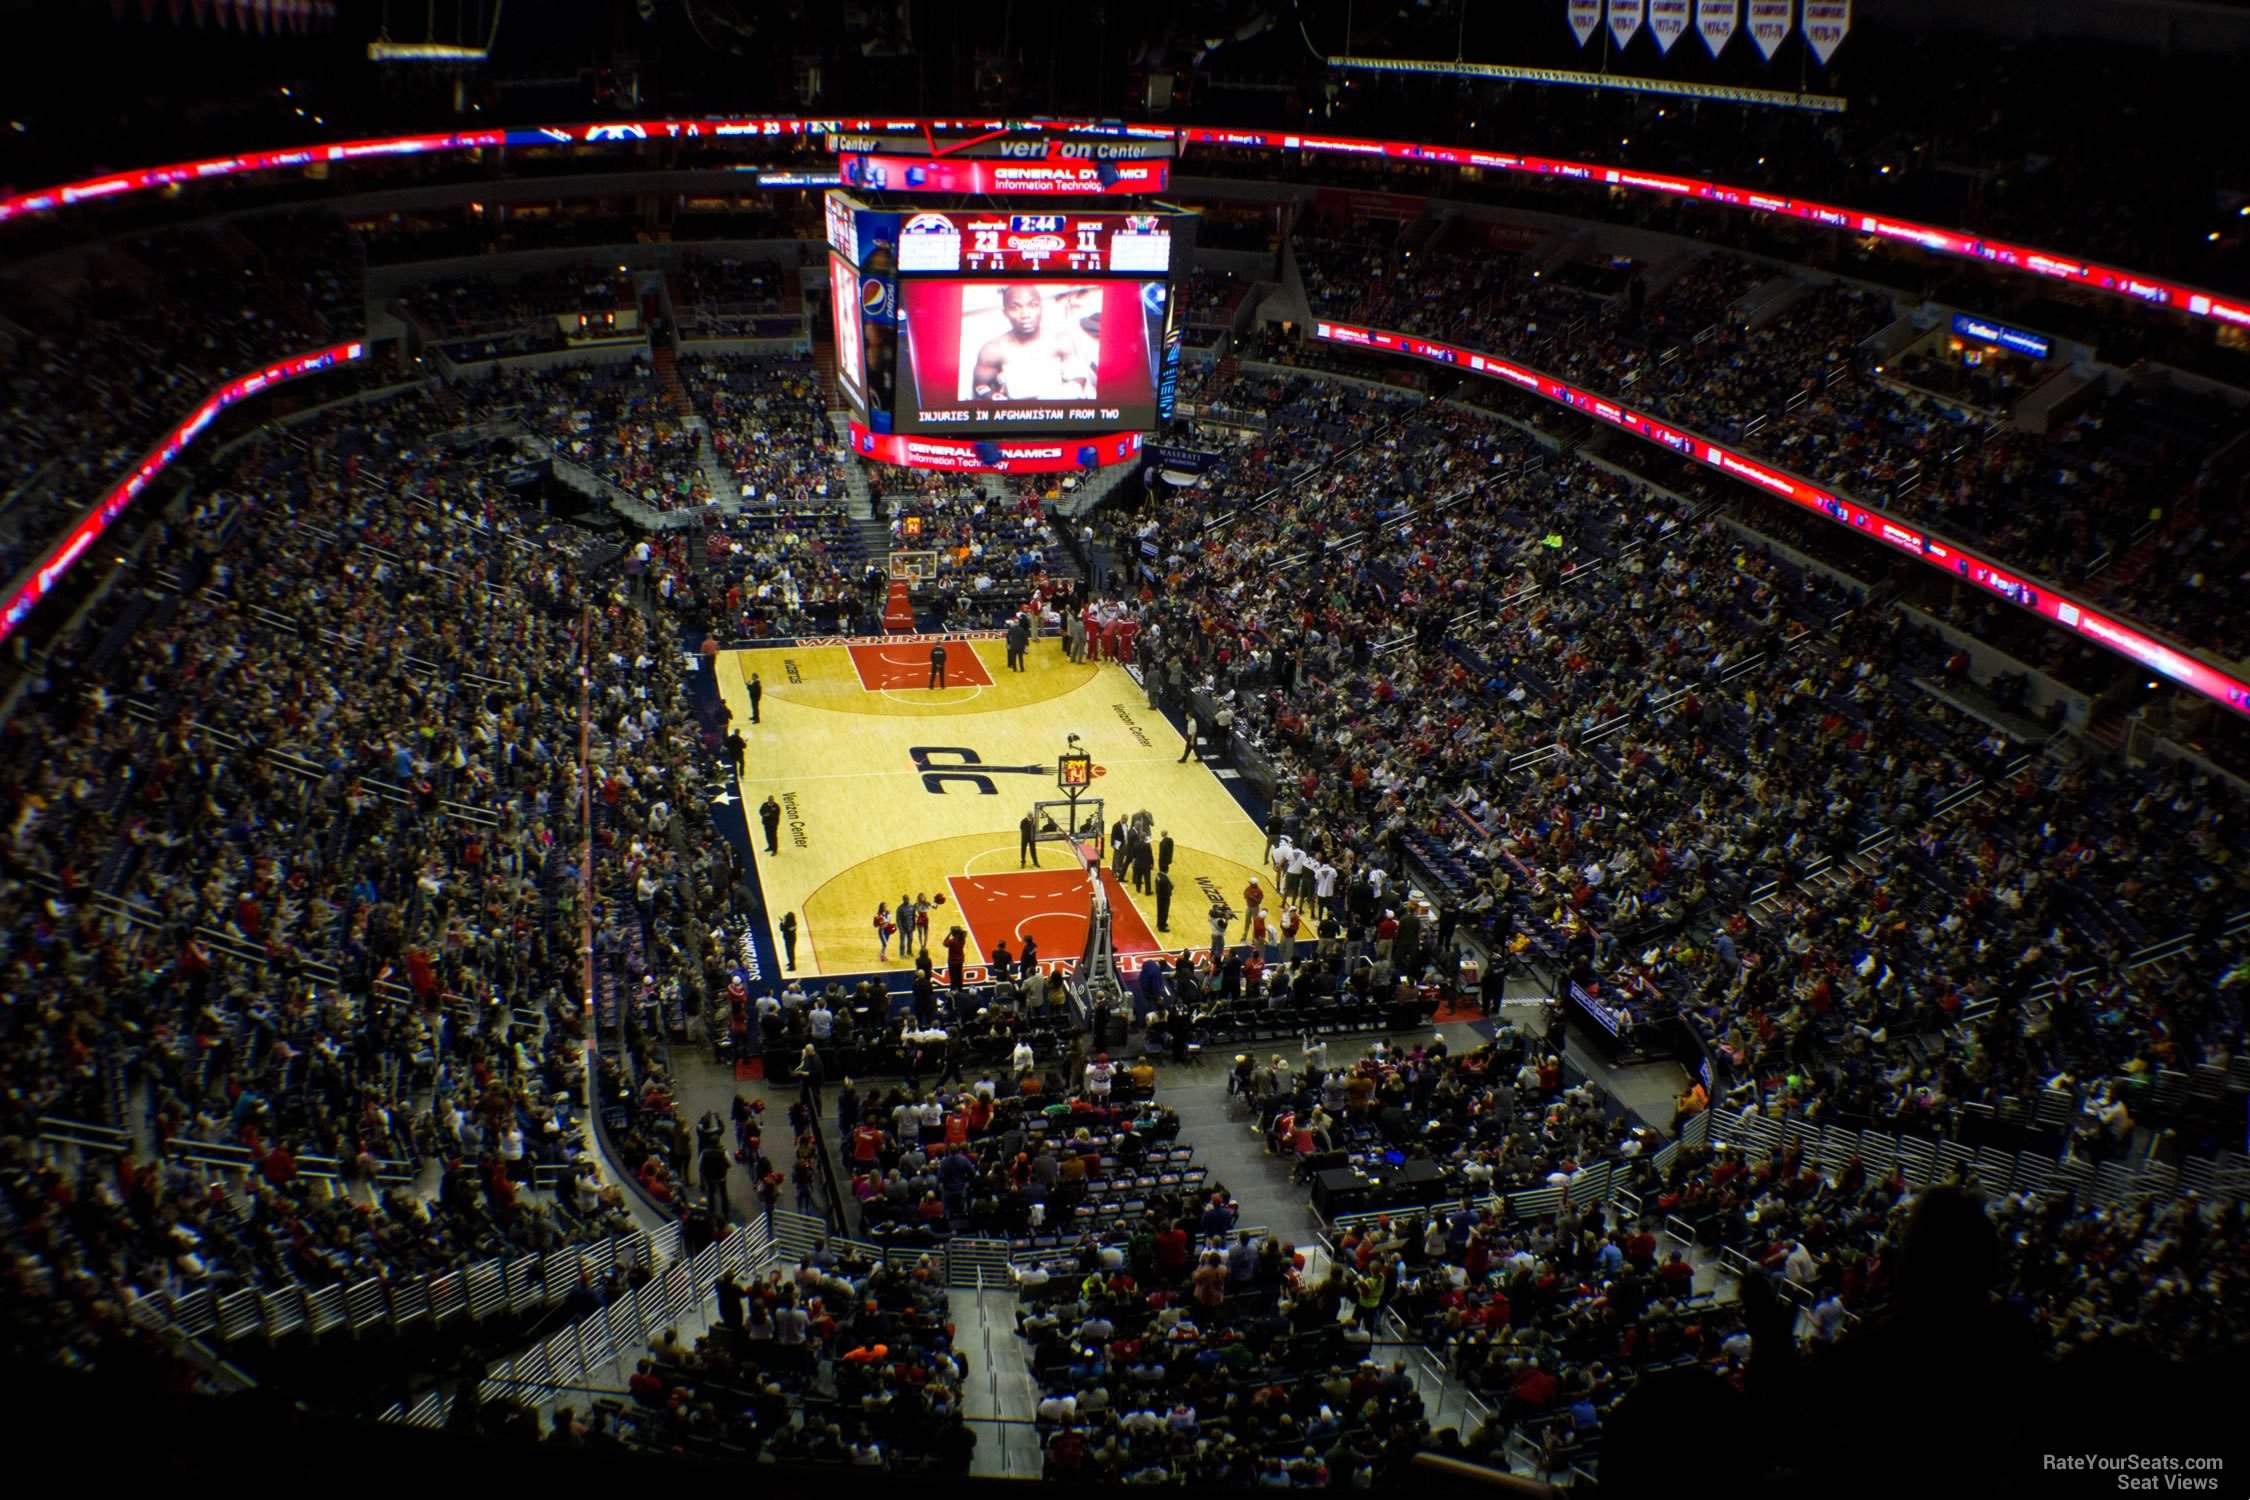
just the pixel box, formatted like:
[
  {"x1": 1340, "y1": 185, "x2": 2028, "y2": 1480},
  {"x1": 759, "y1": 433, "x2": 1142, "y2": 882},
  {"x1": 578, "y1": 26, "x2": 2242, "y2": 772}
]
[
  {"x1": 839, "y1": 152, "x2": 1167, "y2": 196},
  {"x1": 0, "y1": 340, "x2": 365, "y2": 644},
  {"x1": 848, "y1": 421, "x2": 1143, "y2": 474},
  {"x1": 1306, "y1": 318, "x2": 2250, "y2": 721},
  {"x1": 4, "y1": 116, "x2": 2248, "y2": 336}
]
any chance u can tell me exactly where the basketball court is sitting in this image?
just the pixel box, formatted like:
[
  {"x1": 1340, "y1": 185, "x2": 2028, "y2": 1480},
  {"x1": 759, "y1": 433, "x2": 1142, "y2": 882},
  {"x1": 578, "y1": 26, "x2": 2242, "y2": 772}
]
[{"x1": 709, "y1": 630, "x2": 1270, "y2": 984}]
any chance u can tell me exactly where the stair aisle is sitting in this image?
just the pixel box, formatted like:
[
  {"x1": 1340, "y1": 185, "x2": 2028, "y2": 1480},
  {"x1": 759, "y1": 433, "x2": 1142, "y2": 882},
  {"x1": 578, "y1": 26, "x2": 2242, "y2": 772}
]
[
  {"x1": 697, "y1": 432, "x2": 736, "y2": 508},
  {"x1": 1056, "y1": 458, "x2": 1137, "y2": 518},
  {"x1": 951, "y1": 1286, "x2": 1041, "y2": 1477},
  {"x1": 853, "y1": 516, "x2": 892, "y2": 572},
  {"x1": 811, "y1": 345, "x2": 842, "y2": 409},
  {"x1": 650, "y1": 344, "x2": 693, "y2": 417},
  {"x1": 827, "y1": 411, "x2": 876, "y2": 518}
]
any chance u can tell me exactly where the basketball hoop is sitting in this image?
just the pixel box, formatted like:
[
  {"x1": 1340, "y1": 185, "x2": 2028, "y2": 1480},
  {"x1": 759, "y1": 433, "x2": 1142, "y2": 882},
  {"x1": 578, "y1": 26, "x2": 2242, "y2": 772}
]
[{"x1": 888, "y1": 549, "x2": 939, "y2": 583}]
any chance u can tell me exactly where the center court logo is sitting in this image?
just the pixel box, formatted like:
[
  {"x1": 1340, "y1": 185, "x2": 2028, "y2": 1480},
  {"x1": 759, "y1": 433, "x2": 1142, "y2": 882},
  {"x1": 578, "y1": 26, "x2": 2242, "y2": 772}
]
[{"x1": 910, "y1": 746, "x2": 1102, "y2": 795}]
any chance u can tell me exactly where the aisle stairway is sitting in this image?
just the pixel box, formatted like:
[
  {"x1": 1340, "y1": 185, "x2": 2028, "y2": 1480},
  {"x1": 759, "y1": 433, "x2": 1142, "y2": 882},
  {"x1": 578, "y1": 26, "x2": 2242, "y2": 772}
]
[
  {"x1": 854, "y1": 516, "x2": 892, "y2": 573},
  {"x1": 950, "y1": 1285, "x2": 1042, "y2": 1477},
  {"x1": 1057, "y1": 457, "x2": 1139, "y2": 518},
  {"x1": 811, "y1": 345, "x2": 842, "y2": 409},
  {"x1": 651, "y1": 344, "x2": 693, "y2": 418},
  {"x1": 827, "y1": 411, "x2": 876, "y2": 519},
  {"x1": 697, "y1": 432, "x2": 736, "y2": 508},
  {"x1": 2084, "y1": 706, "x2": 2130, "y2": 755}
]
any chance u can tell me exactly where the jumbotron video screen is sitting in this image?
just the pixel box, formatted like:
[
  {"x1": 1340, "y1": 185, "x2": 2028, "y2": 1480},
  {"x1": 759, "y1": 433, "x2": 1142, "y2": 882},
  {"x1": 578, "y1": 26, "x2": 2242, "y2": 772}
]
[
  {"x1": 897, "y1": 279, "x2": 1170, "y2": 431},
  {"x1": 827, "y1": 193, "x2": 1195, "y2": 444}
]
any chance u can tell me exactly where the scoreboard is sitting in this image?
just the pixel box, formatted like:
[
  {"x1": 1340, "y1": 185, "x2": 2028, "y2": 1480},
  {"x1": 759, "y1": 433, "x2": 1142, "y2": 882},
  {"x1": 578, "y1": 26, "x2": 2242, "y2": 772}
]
[
  {"x1": 897, "y1": 212, "x2": 1175, "y2": 276},
  {"x1": 828, "y1": 188, "x2": 1195, "y2": 473}
]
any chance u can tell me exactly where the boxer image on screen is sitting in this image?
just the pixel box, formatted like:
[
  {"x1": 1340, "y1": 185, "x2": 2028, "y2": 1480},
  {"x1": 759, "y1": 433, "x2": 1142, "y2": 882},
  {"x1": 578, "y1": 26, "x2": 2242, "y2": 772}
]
[{"x1": 969, "y1": 285, "x2": 1098, "y2": 402}]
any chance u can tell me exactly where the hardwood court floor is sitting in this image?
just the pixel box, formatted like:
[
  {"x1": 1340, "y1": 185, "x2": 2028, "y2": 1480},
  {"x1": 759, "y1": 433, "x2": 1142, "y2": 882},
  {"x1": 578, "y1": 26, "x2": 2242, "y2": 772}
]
[{"x1": 713, "y1": 633, "x2": 1271, "y2": 982}]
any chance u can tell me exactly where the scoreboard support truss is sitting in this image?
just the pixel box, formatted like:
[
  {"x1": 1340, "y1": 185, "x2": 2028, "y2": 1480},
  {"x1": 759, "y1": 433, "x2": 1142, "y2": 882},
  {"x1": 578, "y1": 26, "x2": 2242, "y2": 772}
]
[
  {"x1": 1043, "y1": 742, "x2": 1124, "y2": 1030},
  {"x1": 1026, "y1": 796, "x2": 1105, "y2": 862}
]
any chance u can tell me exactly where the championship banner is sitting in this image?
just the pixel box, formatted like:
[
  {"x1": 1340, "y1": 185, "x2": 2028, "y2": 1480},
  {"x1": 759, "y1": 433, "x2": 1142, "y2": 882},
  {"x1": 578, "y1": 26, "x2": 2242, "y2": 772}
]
[
  {"x1": 1607, "y1": 0, "x2": 1645, "y2": 49},
  {"x1": 1649, "y1": 0, "x2": 1690, "y2": 52},
  {"x1": 1748, "y1": 0, "x2": 1793, "y2": 58},
  {"x1": 1802, "y1": 0, "x2": 1849, "y2": 63},
  {"x1": 1567, "y1": 0, "x2": 1602, "y2": 46},
  {"x1": 1696, "y1": 0, "x2": 1737, "y2": 56}
]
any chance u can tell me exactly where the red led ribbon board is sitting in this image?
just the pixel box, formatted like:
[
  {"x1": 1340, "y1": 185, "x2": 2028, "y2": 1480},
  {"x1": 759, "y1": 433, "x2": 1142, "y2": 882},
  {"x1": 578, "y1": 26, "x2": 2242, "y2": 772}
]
[
  {"x1": 3, "y1": 119, "x2": 2239, "y2": 330},
  {"x1": 848, "y1": 421, "x2": 1143, "y2": 474},
  {"x1": 839, "y1": 153, "x2": 1168, "y2": 196},
  {"x1": 1309, "y1": 318, "x2": 2250, "y2": 719},
  {"x1": 0, "y1": 340, "x2": 366, "y2": 645}
]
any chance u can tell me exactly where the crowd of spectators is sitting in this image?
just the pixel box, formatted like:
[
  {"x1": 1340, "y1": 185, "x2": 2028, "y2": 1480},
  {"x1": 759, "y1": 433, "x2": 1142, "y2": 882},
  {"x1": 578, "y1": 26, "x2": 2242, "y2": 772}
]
[
  {"x1": 1886, "y1": 342, "x2": 2045, "y2": 414},
  {"x1": 1242, "y1": 1016, "x2": 1629, "y2": 1202},
  {"x1": 0, "y1": 315, "x2": 2239, "y2": 1485},
  {"x1": 358, "y1": 214, "x2": 654, "y2": 266},
  {"x1": 1019, "y1": 1227, "x2": 1435, "y2": 1485},
  {"x1": 1295, "y1": 219, "x2": 1408, "y2": 323},
  {"x1": 1116, "y1": 367, "x2": 2246, "y2": 1147},
  {"x1": 590, "y1": 1242, "x2": 977, "y2": 1471},
  {"x1": 1293, "y1": 224, "x2": 2250, "y2": 662},
  {"x1": 1360, "y1": 1124, "x2": 2248, "y2": 1481},
  {"x1": 670, "y1": 254, "x2": 784, "y2": 313},
  {"x1": 4, "y1": 31, "x2": 2246, "y2": 1479},
  {"x1": 1286, "y1": 1027, "x2": 1715, "y2": 1478},
  {"x1": 0, "y1": 389, "x2": 677, "y2": 1380},
  {"x1": 578, "y1": 575, "x2": 757, "y2": 1230},
  {"x1": 637, "y1": 505, "x2": 873, "y2": 640},
  {"x1": 838, "y1": 1041, "x2": 1199, "y2": 1246},
  {"x1": 1178, "y1": 266, "x2": 1252, "y2": 335},
  {"x1": 1297, "y1": 219, "x2": 1521, "y2": 348},
  {"x1": 398, "y1": 262, "x2": 638, "y2": 358},
  {"x1": 680, "y1": 352, "x2": 843, "y2": 506},
  {"x1": 885, "y1": 482, "x2": 1062, "y2": 602},
  {"x1": 487, "y1": 359, "x2": 706, "y2": 511}
]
